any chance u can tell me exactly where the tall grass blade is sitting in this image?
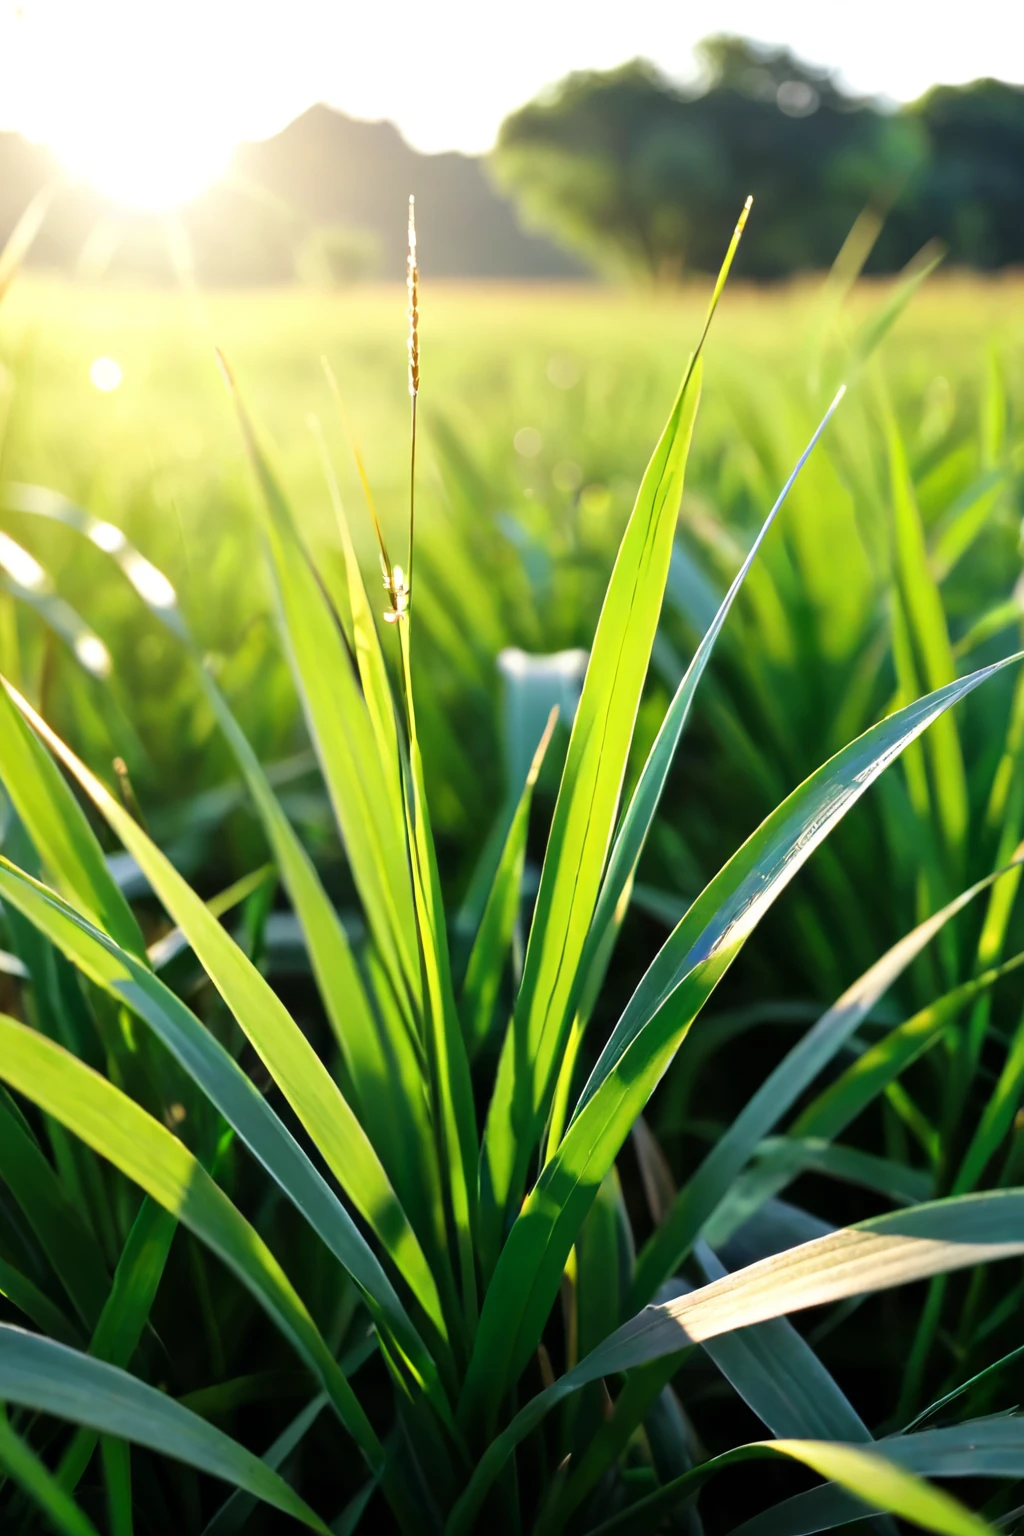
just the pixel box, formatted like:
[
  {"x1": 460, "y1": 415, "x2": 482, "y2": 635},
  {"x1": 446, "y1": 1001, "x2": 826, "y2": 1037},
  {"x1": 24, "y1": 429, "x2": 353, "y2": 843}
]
[
  {"x1": 461, "y1": 706, "x2": 558, "y2": 1055},
  {"x1": 0, "y1": 681, "x2": 451, "y2": 1361},
  {"x1": 479, "y1": 355, "x2": 704, "y2": 1264},
  {"x1": 728, "y1": 1417, "x2": 1024, "y2": 1536},
  {"x1": 463, "y1": 653, "x2": 1023, "y2": 1433},
  {"x1": 0, "y1": 1409, "x2": 99, "y2": 1536},
  {"x1": 0, "y1": 857, "x2": 447, "y2": 1404},
  {"x1": 0, "y1": 678, "x2": 144, "y2": 957},
  {"x1": 0, "y1": 1325, "x2": 332, "y2": 1532},
  {"x1": 632, "y1": 858, "x2": 1024, "y2": 1304},
  {"x1": 451, "y1": 1190, "x2": 1024, "y2": 1527},
  {"x1": 218, "y1": 361, "x2": 421, "y2": 1014},
  {"x1": 0, "y1": 482, "x2": 442, "y2": 1237}
]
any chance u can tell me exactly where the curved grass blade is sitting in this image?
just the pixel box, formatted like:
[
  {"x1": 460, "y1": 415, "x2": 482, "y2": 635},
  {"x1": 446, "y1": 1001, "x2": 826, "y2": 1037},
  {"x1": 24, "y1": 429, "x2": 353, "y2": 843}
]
[
  {"x1": 218, "y1": 361, "x2": 420, "y2": 1015},
  {"x1": 0, "y1": 1251, "x2": 81, "y2": 1344},
  {"x1": 704, "y1": 954, "x2": 1024, "y2": 1250},
  {"x1": 0, "y1": 1408, "x2": 99, "y2": 1536},
  {"x1": 0, "y1": 567, "x2": 111, "y2": 679},
  {"x1": 0, "y1": 675, "x2": 144, "y2": 957},
  {"x1": 450, "y1": 1190, "x2": 1024, "y2": 1529},
  {"x1": 632, "y1": 858, "x2": 1024, "y2": 1305},
  {"x1": 463, "y1": 653, "x2": 1024, "y2": 1434},
  {"x1": 0, "y1": 1084, "x2": 109, "y2": 1331},
  {"x1": 727, "y1": 1417, "x2": 1024, "y2": 1536},
  {"x1": 478, "y1": 200, "x2": 754, "y2": 1258},
  {"x1": 691, "y1": 1242, "x2": 872, "y2": 1442},
  {"x1": 1, "y1": 483, "x2": 439, "y2": 1235},
  {"x1": 479, "y1": 354, "x2": 704, "y2": 1268},
  {"x1": 0, "y1": 1324, "x2": 331, "y2": 1532},
  {"x1": 570, "y1": 385, "x2": 847, "y2": 1059},
  {"x1": 0, "y1": 1011, "x2": 381, "y2": 1469},
  {"x1": 58, "y1": 1197, "x2": 178, "y2": 1494},
  {"x1": 461, "y1": 706, "x2": 558, "y2": 1056},
  {"x1": 203, "y1": 1392, "x2": 328, "y2": 1536},
  {"x1": 591, "y1": 1436, "x2": 993, "y2": 1536},
  {"x1": 0, "y1": 681, "x2": 451, "y2": 1362},
  {"x1": 0, "y1": 857, "x2": 447, "y2": 1409}
]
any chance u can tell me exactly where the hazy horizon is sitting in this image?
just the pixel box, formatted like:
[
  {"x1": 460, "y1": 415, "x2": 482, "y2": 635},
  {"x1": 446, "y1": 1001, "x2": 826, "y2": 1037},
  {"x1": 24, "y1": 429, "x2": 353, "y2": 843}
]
[{"x1": 1, "y1": 0, "x2": 1022, "y2": 210}]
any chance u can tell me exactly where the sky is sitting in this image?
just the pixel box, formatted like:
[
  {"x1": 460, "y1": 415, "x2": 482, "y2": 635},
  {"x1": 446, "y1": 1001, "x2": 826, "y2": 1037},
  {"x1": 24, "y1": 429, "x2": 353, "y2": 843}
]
[{"x1": 1, "y1": 0, "x2": 1023, "y2": 208}]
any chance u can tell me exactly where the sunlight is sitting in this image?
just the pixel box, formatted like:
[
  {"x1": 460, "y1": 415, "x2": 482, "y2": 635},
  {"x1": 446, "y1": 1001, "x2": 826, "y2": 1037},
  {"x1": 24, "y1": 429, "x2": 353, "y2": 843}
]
[{"x1": 56, "y1": 122, "x2": 233, "y2": 212}]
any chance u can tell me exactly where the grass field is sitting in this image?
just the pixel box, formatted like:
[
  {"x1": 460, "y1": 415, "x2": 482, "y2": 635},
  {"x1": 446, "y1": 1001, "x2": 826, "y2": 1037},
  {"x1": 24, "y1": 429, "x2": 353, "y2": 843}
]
[{"x1": 2, "y1": 262, "x2": 1024, "y2": 1534}]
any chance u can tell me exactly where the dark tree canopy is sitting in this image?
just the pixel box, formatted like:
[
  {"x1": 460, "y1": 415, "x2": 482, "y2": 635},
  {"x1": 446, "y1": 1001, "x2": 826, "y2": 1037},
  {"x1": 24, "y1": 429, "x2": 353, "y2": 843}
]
[{"x1": 492, "y1": 37, "x2": 1024, "y2": 279}]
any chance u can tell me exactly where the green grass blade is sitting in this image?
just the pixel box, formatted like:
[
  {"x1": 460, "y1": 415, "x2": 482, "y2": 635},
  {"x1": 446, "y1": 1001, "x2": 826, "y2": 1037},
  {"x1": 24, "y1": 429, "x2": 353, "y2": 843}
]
[
  {"x1": 593, "y1": 1438, "x2": 993, "y2": 1536},
  {"x1": 691, "y1": 1242, "x2": 871, "y2": 1440},
  {"x1": 399, "y1": 622, "x2": 479, "y2": 1325},
  {"x1": 100, "y1": 1436, "x2": 132, "y2": 1536},
  {"x1": 886, "y1": 405, "x2": 967, "y2": 875},
  {"x1": 794, "y1": 958, "x2": 1024, "y2": 1144},
  {"x1": 630, "y1": 863, "x2": 1017, "y2": 1306},
  {"x1": 728, "y1": 1418, "x2": 1024, "y2": 1536},
  {"x1": 193, "y1": 662, "x2": 443, "y2": 1246},
  {"x1": 58, "y1": 1197, "x2": 178, "y2": 1494},
  {"x1": 0, "y1": 1012, "x2": 381, "y2": 1469},
  {"x1": 460, "y1": 706, "x2": 557, "y2": 1056},
  {"x1": 221, "y1": 369, "x2": 420, "y2": 1014},
  {"x1": 0, "y1": 857, "x2": 447, "y2": 1405},
  {"x1": 0, "y1": 1252, "x2": 81, "y2": 1344},
  {"x1": 0, "y1": 1083, "x2": 109, "y2": 1331},
  {"x1": 0, "y1": 1325, "x2": 331, "y2": 1532},
  {"x1": 203, "y1": 1393, "x2": 328, "y2": 1536},
  {"x1": 464, "y1": 653, "x2": 1023, "y2": 1433},
  {"x1": 0, "y1": 1407, "x2": 99, "y2": 1536},
  {"x1": 311, "y1": 408, "x2": 404, "y2": 836},
  {"x1": 451, "y1": 1190, "x2": 1024, "y2": 1528},
  {"x1": 2, "y1": 484, "x2": 443, "y2": 1241},
  {"x1": 707, "y1": 955, "x2": 1024, "y2": 1248},
  {"x1": 572, "y1": 386, "x2": 846, "y2": 1057},
  {"x1": 0, "y1": 683, "x2": 451, "y2": 1362},
  {"x1": 0, "y1": 679, "x2": 144, "y2": 957},
  {"x1": 479, "y1": 354, "x2": 704, "y2": 1268}
]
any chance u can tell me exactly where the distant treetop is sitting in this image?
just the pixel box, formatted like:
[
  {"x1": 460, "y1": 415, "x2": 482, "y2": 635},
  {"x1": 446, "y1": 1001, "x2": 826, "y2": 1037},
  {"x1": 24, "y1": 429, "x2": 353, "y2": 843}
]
[{"x1": 492, "y1": 36, "x2": 1024, "y2": 280}]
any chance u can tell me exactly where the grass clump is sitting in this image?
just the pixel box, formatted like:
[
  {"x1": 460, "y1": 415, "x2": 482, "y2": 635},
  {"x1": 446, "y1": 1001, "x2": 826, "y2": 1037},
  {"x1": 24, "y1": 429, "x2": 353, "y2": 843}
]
[{"x1": 0, "y1": 203, "x2": 1023, "y2": 1536}]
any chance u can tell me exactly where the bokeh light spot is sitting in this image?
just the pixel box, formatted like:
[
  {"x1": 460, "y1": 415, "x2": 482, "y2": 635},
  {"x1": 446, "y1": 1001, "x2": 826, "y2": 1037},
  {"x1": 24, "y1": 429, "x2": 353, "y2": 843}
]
[{"x1": 90, "y1": 357, "x2": 123, "y2": 393}]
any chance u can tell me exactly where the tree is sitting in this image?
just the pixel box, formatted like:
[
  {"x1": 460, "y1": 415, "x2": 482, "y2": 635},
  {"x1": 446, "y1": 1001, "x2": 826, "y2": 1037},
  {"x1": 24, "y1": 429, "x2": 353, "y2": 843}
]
[{"x1": 491, "y1": 38, "x2": 924, "y2": 279}]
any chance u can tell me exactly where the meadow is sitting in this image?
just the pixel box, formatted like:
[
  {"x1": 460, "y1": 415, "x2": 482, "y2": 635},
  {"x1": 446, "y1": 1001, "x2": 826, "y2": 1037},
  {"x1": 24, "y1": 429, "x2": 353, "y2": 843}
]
[{"x1": 0, "y1": 251, "x2": 1024, "y2": 1535}]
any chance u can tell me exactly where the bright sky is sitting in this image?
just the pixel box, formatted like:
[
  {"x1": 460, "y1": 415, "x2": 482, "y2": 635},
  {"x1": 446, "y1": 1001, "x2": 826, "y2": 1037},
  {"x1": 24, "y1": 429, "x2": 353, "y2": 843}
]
[{"x1": 2, "y1": 0, "x2": 1022, "y2": 208}]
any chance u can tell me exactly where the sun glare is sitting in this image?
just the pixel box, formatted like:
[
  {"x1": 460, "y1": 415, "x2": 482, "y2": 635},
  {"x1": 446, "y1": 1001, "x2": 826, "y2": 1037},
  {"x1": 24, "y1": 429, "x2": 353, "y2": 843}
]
[
  {"x1": 6, "y1": 2, "x2": 239, "y2": 212},
  {"x1": 55, "y1": 118, "x2": 233, "y2": 212}
]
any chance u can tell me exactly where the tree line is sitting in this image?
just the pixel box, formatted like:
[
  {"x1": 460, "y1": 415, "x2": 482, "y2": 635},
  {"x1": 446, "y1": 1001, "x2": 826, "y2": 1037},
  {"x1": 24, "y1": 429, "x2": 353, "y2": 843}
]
[{"x1": 492, "y1": 36, "x2": 1024, "y2": 279}]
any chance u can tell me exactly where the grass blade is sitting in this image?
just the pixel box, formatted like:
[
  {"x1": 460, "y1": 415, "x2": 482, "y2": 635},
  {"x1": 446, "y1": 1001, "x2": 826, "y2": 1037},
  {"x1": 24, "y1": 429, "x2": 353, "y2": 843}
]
[
  {"x1": 451, "y1": 1190, "x2": 1024, "y2": 1528},
  {"x1": 571, "y1": 386, "x2": 847, "y2": 1055},
  {"x1": 0, "y1": 676, "x2": 144, "y2": 957},
  {"x1": 0, "y1": 1324, "x2": 331, "y2": 1532},
  {"x1": 220, "y1": 364, "x2": 421, "y2": 1015},
  {"x1": 632, "y1": 858, "x2": 1024, "y2": 1304},
  {"x1": 592, "y1": 1437, "x2": 993, "y2": 1536},
  {"x1": 460, "y1": 706, "x2": 558, "y2": 1056},
  {"x1": 463, "y1": 653, "x2": 1023, "y2": 1434},
  {"x1": 479, "y1": 354, "x2": 704, "y2": 1267},
  {"x1": 0, "y1": 1011, "x2": 381, "y2": 1469},
  {"x1": 0, "y1": 856, "x2": 447, "y2": 1407},
  {"x1": 0, "y1": 680, "x2": 451, "y2": 1365},
  {"x1": 728, "y1": 1418, "x2": 1024, "y2": 1536},
  {"x1": 0, "y1": 1407, "x2": 99, "y2": 1536}
]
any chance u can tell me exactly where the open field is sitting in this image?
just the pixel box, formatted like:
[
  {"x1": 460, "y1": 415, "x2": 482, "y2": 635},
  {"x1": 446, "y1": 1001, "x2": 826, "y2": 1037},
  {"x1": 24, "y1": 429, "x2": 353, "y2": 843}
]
[{"x1": 2, "y1": 267, "x2": 1024, "y2": 1533}]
